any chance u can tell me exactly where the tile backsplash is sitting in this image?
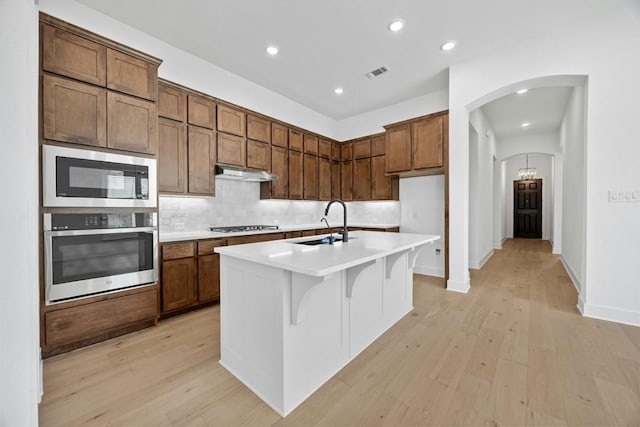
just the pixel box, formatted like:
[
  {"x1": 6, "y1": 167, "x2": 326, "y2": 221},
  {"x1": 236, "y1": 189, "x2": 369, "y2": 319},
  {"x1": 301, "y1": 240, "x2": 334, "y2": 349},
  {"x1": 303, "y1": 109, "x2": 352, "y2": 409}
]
[{"x1": 159, "y1": 180, "x2": 400, "y2": 232}]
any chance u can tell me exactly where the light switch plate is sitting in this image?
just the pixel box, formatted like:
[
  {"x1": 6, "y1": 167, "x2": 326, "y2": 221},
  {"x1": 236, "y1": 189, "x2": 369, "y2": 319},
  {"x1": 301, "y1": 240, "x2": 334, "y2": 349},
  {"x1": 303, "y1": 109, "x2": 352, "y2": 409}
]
[{"x1": 608, "y1": 190, "x2": 640, "y2": 203}]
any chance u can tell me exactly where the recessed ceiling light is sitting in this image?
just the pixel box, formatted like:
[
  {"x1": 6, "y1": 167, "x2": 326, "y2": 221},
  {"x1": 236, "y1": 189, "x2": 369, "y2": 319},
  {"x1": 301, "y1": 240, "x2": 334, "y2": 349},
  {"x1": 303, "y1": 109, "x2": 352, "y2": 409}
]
[
  {"x1": 388, "y1": 19, "x2": 404, "y2": 32},
  {"x1": 266, "y1": 45, "x2": 279, "y2": 55},
  {"x1": 517, "y1": 89, "x2": 528, "y2": 94},
  {"x1": 521, "y1": 122, "x2": 531, "y2": 127},
  {"x1": 334, "y1": 87, "x2": 344, "y2": 95},
  {"x1": 440, "y1": 41, "x2": 456, "y2": 51}
]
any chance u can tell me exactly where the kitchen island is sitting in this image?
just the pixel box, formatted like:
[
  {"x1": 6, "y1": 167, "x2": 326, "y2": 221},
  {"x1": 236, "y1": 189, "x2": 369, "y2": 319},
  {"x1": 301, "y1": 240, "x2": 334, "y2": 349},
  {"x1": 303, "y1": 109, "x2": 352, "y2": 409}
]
[{"x1": 215, "y1": 231, "x2": 439, "y2": 416}]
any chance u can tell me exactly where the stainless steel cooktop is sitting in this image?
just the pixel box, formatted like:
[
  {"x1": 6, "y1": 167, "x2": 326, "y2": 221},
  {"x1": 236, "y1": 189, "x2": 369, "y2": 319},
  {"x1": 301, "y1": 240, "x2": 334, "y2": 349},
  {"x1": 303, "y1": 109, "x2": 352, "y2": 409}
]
[{"x1": 209, "y1": 225, "x2": 280, "y2": 233}]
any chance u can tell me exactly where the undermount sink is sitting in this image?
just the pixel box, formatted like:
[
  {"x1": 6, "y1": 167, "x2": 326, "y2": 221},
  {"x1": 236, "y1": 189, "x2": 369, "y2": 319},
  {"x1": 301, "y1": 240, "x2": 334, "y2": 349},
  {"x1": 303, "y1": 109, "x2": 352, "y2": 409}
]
[{"x1": 295, "y1": 236, "x2": 351, "y2": 246}]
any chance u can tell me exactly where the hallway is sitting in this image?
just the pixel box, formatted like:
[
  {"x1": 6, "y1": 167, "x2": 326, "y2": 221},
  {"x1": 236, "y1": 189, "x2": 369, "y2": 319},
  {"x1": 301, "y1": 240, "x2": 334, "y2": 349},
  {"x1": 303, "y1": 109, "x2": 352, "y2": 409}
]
[{"x1": 39, "y1": 239, "x2": 640, "y2": 426}]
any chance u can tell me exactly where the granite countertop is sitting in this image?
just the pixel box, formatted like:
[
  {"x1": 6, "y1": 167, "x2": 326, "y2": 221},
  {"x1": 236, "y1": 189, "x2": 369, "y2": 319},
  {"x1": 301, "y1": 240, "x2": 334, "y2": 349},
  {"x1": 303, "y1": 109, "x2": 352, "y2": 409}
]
[
  {"x1": 159, "y1": 223, "x2": 400, "y2": 243},
  {"x1": 214, "y1": 230, "x2": 439, "y2": 277}
]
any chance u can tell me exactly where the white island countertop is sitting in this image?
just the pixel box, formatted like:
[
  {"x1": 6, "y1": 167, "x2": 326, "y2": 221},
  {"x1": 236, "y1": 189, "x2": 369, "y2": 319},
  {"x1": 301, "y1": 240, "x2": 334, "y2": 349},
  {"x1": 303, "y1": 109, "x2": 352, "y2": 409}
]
[{"x1": 215, "y1": 231, "x2": 439, "y2": 277}]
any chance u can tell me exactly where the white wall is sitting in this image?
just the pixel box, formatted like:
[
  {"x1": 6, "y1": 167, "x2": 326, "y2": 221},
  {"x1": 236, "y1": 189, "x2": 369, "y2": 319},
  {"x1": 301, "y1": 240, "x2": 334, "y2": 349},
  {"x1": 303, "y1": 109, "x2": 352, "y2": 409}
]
[
  {"x1": 448, "y1": 0, "x2": 640, "y2": 325},
  {"x1": 560, "y1": 86, "x2": 586, "y2": 295},
  {"x1": 503, "y1": 154, "x2": 553, "y2": 240},
  {"x1": 39, "y1": 0, "x2": 338, "y2": 139},
  {"x1": 400, "y1": 176, "x2": 445, "y2": 277},
  {"x1": 468, "y1": 109, "x2": 497, "y2": 269},
  {"x1": 496, "y1": 131, "x2": 560, "y2": 160},
  {"x1": 0, "y1": 0, "x2": 40, "y2": 425}
]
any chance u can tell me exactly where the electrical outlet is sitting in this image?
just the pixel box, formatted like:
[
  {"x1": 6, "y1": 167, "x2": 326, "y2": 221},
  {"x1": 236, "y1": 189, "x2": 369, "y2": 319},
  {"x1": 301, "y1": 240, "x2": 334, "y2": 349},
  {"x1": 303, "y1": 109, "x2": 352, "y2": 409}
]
[
  {"x1": 435, "y1": 248, "x2": 441, "y2": 255},
  {"x1": 609, "y1": 190, "x2": 640, "y2": 203}
]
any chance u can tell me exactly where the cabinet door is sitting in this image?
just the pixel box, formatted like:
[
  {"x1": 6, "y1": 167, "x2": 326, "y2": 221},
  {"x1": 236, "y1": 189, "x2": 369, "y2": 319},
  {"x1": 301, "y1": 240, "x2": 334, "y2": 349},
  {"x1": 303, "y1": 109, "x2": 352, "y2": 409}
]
[
  {"x1": 107, "y1": 92, "x2": 157, "y2": 154},
  {"x1": 198, "y1": 254, "x2": 220, "y2": 303},
  {"x1": 303, "y1": 154, "x2": 319, "y2": 200},
  {"x1": 188, "y1": 94, "x2": 216, "y2": 129},
  {"x1": 319, "y1": 138, "x2": 331, "y2": 159},
  {"x1": 318, "y1": 157, "x2": 332, "y2": 201},
  {"x1": 217, "y1": 132, "x2": 246, "y2": 167},
  {"x1": 371, "y1": 134, "x2": 385, "y2": 156},
  {"x1": 341, "y1": 142, "x2": 353, "y2": 161},
  {"x1": 41, "y1": 23, "x2": 106, "y2": 86},
  {"x1": 341, "y1": 161, "x2": 353, "y2": 201},
  {"x1": 247, "y1": 140, "x2": 270, "y2": 170},
  {"x1": 303, "y1": 134, "x2": 319, "y2": 155},
  {"x1": 161, "y1": 258, "x2": 196, "y2": 313},
  {"x1": 371, "y1": 155, "x2": 393, "y2": 200},
  {"x1": 332, "y1": 143, "x2": 341, "y2": 161},
  {"x1": 271, "y1": 123, "x2": 288, "y2": 148},
  {"x1": 271, "y1": 146, "x2": 289, "y2": 199},
  {"x1": 331, "y1": 160, "x2": 341, "y2": 199},
  {"x1": 158, "y1": 118, "x2": 187, "y2": 193},
  {"x1": 352, "y1": 138, "x2": 371, "y2": 159},
  {"x1": 106, "y1": 49, "x2": 157, "y2": 101},
  {"x1": 217, "y1": 104, "x2": 246, "y2": 137},
  {"x1": 289, "y1": 129, "x2": 303, "y2": 152},
  {"x1": 42, "y1": 74, "x2": 107, "y2": 147},
  {"x1": 353, "y1": 158, "x2": 371, "y2": 200},
  {"x1": 288, "y1": 150, "x2": 303, "y2": 199},
  {"x1": 158, "y1": 83, "x2": 187, "y2": 122},
  {"x1": 385, "y1": 124, "x2": 412, "y2": 173},
  {"x1": 412, "y1": 116, "x2": 444, "y2": 169},
  {"x1": 188, "y1": 126, "x2": 216, "y2": 195},
  {"x1": 247, "y1": 114, "x2": 271, "y2": 143}
]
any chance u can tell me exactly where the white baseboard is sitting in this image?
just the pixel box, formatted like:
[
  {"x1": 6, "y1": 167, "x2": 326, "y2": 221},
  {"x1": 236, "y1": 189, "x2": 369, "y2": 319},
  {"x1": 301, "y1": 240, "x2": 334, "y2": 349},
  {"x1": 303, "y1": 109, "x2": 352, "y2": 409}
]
[
  {"x1": 582, "y1": 303, "x2": 640, "y2": 328},
  {"x1": 560, "y1": 255, "x2": 582, "y2": 294},
  {"x1": 469, "y1": 249, "x2": 494, "y2": 270},
  {"x1": 447, "y1": 278, "x2": 470, "y2": 294},
  {"x1": 414, "y1": 265, "x2": 444, "y2": 278}
]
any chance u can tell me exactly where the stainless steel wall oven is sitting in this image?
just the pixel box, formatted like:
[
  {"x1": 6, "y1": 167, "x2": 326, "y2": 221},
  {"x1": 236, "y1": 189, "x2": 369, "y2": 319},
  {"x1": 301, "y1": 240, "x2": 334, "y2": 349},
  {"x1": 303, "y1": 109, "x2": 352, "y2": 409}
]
[{"x1": 43, "y1": 212, "x2": 158, "y2": 304}]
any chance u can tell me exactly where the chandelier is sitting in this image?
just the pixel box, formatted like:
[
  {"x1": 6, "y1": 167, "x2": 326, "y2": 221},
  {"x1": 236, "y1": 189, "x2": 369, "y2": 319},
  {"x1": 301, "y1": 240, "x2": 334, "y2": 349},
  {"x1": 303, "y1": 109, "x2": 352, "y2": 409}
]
[{"x1": 518, "y1": 154, "x2": 536, "y2": 180}]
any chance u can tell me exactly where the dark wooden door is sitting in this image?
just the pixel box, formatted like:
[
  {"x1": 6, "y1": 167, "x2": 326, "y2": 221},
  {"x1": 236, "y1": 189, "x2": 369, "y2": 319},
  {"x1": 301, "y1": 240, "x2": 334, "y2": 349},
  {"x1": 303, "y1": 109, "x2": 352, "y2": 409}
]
[{"x1": 514, "y1": 179, "x2": 542, "y2": 238}]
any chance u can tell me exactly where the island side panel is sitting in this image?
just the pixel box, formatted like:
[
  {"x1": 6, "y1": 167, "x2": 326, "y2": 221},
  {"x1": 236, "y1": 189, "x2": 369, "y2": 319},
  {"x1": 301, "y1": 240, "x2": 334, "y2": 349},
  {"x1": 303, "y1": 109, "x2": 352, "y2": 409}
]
[
  {"x1": 348, "y1": 259, "x2": 386, "y2": 357},
  {"x1": 219, "y1": 255, "x2": 288, "y2": 415},
  {"x1": 382, "y1": 252, "x2": 412, "y2": 331}
]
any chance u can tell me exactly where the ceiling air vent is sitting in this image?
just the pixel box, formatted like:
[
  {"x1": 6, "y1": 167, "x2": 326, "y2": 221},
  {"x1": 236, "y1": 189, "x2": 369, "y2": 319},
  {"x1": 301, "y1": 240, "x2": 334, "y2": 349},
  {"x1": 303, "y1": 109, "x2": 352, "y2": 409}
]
[{"x1": 366, "y1": 66, "x2": 389, "y2": 79}]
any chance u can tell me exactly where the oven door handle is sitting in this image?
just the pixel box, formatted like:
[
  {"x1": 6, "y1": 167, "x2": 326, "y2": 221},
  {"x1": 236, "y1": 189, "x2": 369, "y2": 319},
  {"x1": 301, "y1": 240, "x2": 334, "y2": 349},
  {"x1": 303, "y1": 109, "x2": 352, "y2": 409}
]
[{"x1": 45, "y1": 227, "x2": 157, "y2": 237}]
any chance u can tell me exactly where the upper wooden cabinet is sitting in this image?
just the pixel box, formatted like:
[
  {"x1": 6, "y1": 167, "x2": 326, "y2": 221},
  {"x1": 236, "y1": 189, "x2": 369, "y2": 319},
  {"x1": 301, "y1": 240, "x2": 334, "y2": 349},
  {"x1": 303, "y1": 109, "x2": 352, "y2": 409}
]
[
  {"x1": 271, "y1": 123, "x2": 288, "y2": 148},
  {"x1": 107, "y1": 49, "x2": 158, "y2": 101},
  {"x1": 247, "y1": 140, "x2": 270, "y2": 170},
  {"x1": 340, "y1": 143, "x2": 352, "y2": 161},
  {"x1": 41, "y1": 23, "x2": 106, "y2": 86},
  {"x1": 289, "y1": 150, "x2": 303, "y2": 199},
  {"x1": 217, "y1": 132, "x2": 246, "y2": 167},
  {"x1": 270, "y1": 146, "x2": 289, "y2": 199},
  {"x1": 353, "y1": 138, "x2": 371, "y2": 159},
  {"x1": 384, "y1": 111, "x2": 447, "y2": 175},
  {"x1": 42, "y1": 74, "x2": 106, "y2": 147},
  {"x1": 385, "y1": 124, "x2": 412, "y2": 173},
  {"x1": 319, "y1": 139, "x2": 332, "y2": 159},
  {"x1": 158, "y1": 83, "x2": 187, "y2": 122},
  {"x1": 332, "y1": 143, "x2": 341, "y2": 161},
  {"x1": 353, "y1": 158, "x2": 371, "y2": 200},
  {"x1": 188, "y1": 126, "x2": 216, "y2": 195},
  {"x1": 188, "y1": 94, "x2": 216, "y2": 129},
  {"x1": 158, "y1": 118, "x2": 187, "y2": 193},
  {"x1": 318, "y1": 157, "x2": 332, "y2": 201},
  {"x1": 371, "y1": 133, "x2": 385, "y2": 156},
  {"x1": 107, "y1": 92, "x2": 157, "y2": 154},
  {"x1": 371, "y1": 156, "x2": 398, "y2": 200},
  {"x1": 303, "y1": 154, "x2": 319, "y2": 200},
  {"x1": 289, "y1": 129, "x2": 303, "y2": 152},
  {"x1": 303, "y1": 134, "x2": 319, "y2": 155},
  {"x1": 340, "y1": 161, "x2": 353, "y2": 201},
  {"x1": 413, "y1": 115, "x2": 444, "y2": 169},
  {"x1": 331, "y1": 161, "x2": 341, "y2": 200},
  {"x1": 217, "y1": 104, "x2": 246, "y2": 137},
  {"x1": 247, "y1": 114, "x2": 271, "y2": 143}
]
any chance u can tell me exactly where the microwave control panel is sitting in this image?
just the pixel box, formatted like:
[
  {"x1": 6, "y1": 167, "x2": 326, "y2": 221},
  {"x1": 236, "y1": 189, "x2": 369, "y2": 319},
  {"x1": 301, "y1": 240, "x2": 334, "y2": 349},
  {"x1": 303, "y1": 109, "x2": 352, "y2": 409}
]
[{"x1": 48, "y1": 213, "x2": 156, "y2": 230}]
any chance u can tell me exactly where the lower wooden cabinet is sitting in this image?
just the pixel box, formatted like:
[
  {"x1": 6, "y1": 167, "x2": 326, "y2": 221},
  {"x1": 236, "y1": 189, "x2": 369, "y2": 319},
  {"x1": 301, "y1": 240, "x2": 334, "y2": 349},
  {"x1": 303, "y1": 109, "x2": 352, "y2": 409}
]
[{"x1": 162, "y1": 257, "x2": 196, "y2": 312}]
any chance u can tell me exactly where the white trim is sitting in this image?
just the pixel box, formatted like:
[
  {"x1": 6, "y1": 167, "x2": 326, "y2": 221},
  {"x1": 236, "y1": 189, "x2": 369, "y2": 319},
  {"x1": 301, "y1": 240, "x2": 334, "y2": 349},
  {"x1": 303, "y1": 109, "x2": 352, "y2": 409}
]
[
  {"x1": 582, "y1": 303, "x2": 640, "y2": 328},
  {"x1": 478, "y1": 249, "x2": 494, "y2": 269},
  {"x1": 560, "y1": 255, "x2": 582, "y2": 294},
  {"x1": 413, "y1": 265, "x2": 444, "y2": 278},
  {"x1": 447, "y1": 278, "x2": 470, "y2": 294}
]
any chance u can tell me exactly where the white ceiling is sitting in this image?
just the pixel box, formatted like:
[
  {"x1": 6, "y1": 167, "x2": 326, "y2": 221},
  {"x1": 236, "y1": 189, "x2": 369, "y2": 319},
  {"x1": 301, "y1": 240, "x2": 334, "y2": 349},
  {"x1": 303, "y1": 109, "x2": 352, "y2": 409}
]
[
  {"x1": 77, "y1": 0, "x2": 620, "y2": 120},
  {"x1": 481, "y1": 87, "x2": 573, "y2": 140}
]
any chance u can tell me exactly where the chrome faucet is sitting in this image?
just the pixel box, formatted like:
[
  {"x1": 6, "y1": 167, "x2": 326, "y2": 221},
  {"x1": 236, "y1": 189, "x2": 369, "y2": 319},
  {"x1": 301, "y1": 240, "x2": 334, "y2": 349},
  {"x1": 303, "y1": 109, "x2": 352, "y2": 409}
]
[{"x1": 324, "y1": 199, "x2": 348, "y2": 242}]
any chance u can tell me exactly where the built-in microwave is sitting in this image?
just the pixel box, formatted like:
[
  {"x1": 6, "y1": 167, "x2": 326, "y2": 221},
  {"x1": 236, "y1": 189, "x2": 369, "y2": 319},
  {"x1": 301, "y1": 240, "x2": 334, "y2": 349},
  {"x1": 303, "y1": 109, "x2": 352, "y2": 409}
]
[
  {"x1": 43, "y1": 212, "x2": 158, "y2": 304},
  {"x1": 42, "y1": 145, "x2": 157, "y2": 208}
]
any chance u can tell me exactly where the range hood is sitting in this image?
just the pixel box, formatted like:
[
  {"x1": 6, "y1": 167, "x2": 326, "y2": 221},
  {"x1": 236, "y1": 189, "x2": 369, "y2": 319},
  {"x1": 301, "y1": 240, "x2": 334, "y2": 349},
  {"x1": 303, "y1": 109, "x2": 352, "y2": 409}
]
[{"x1": 215, "y1": 164, "x2": 278, "y2": 182}]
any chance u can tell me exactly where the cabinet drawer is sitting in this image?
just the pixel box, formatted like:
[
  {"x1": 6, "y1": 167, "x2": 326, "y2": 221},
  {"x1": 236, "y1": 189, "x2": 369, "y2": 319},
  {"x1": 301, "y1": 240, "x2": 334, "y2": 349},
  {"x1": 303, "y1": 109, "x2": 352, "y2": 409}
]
[
  {"x1": 45, "y1": 288, "x2": 157, "y2": 346},
  {"x1": 198, "y1": 239, "x2": 226, "y2": 255},
  {"x1": 227, "y1": 233, "x2": 286, "y2": 245},
  {"x1": 217, "y1": 104, "x2": 246, "y2": 137},
  {"x1": 107, "y1": 48, "x2": 157, "y2": 101},
  {"x1": 41, "y1": 23, "x2": 106, "y2": 86},
  {"x1": 188, "y1": 94, "x2": 216, "y2": 129},
  {"x1": 162, "y1": 242, "x2": 195, "y2": 260}
]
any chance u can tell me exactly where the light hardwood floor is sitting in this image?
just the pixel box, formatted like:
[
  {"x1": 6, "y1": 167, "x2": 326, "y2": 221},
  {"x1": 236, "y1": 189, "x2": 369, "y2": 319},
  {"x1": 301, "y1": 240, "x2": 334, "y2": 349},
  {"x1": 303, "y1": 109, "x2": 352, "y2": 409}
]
[{"x1": 39, "y1": 239, "x2": 640, "y2": 426}]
